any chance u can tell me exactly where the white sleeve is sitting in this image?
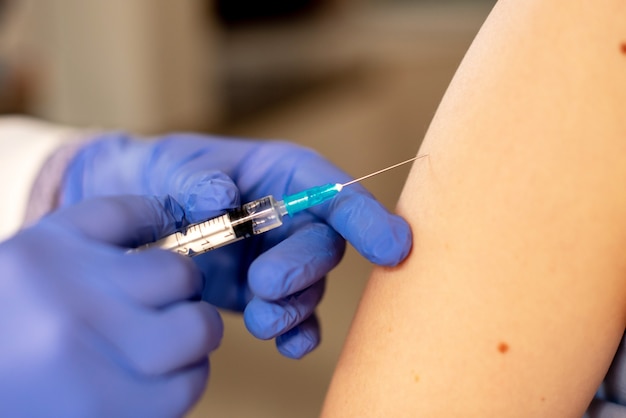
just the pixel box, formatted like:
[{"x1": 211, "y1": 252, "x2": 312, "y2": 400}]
[{"x1": 0, "y1": 116, "x2": 84, "y2": 241}]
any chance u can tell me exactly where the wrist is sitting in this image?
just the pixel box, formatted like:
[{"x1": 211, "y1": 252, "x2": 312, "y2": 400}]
[{"x1": 23, "y1": 141, "x2": 87, "y2": 227}]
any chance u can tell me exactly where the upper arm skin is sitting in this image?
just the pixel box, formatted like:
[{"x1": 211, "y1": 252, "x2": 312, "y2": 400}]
[{"x1": 321, "y1": 0, "x2": 626, "y2": 416}]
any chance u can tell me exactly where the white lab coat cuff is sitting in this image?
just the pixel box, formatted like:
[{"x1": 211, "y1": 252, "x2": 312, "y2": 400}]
[{"x1": 0, "y1": 116, "x2": 88, "y2": 240}]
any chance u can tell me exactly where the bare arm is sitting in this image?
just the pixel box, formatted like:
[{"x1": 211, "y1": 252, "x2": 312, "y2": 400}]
[{"x1": 322, "y1": 0, "x2": 626, "y2": 416}]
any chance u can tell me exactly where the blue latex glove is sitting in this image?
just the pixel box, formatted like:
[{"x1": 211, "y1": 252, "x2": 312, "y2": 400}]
[
  {"x1": 586, "y1": 333, "x2": 626, "y2": 417},
  {"x1": 61, "y1": 133, "x2": 412, "y2": 358},
  {"x1": 0, "y1": 195, "x2": 222, "y2": 417}
]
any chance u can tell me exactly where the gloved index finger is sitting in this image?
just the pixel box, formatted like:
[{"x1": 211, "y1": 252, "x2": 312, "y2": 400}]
[
  {"x1": 318, "y1": 186, "x2": 412, "y2": 266},
  {"x1": 45, "y1": 195, "x2": 187, "y2": 249},
  {"x1": 284, "y1": 155, "x2": 412, "y2": 267}
]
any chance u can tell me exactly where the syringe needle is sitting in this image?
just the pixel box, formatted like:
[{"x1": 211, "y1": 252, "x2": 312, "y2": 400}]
[
  {"x1": 138, "y1": 153, "x2": 428, "y2": 256},
  {"x1": 341, "y1": 154, "x2": 427, "y2": 188},
  {"x1": 282, "y1": 154, "x2": 427, "y2": 216}
]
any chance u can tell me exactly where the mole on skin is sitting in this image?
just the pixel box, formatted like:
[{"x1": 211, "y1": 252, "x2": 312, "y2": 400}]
[
  {"x1": 498, "y1": 342, "x2": 509, "y2": 354},
  {"x1": 411, "y1": 369, "x2": 420, "y2": 383},
  {"x1": 621, "y1": 42, "x2": 626, "y2": 55}
]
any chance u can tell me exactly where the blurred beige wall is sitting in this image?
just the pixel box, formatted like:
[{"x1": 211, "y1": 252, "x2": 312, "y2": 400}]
[
  {"x1": 0, "y1": 0, "x2": 376, "y2": 133},
  {"x1": 3, "y1": 0, "x2": 218, "y2": 133}
]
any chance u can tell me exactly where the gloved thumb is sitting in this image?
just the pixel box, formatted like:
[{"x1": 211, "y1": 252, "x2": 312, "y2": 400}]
[
  {"x1": 163, "y1": 171, "x2": 239, "y2": 223},
  {"x1": 63, "y1": 135, "x2": 240, "y2": 223},
  {"x1": 168, "y1": 170, "x2": 240, "y2": 223}
]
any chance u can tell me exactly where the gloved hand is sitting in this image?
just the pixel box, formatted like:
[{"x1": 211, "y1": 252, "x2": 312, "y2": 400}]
[
  {"x1": 61, "y1": 133, "x2": 412, "y2": 358},
  {"x1": 0, "y1": 195, "x2": 223, "y2": 417},
  {"x1": 586, "y1": 332, "x2": 626, "y2": 417}
]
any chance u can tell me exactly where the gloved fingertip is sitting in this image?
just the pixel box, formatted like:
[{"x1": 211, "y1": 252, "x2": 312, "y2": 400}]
[
  {"x1": 243, "y1": 299, "x2": 284, "y2": 340},
  {"x1": 363, "y1": 215, "x2": 412, "y2": 266},
  {"x1": 247, "y1": 258, "x2": 289, "y2": 300},
  {"x1": 276, "y1": 323, "x2": 320, "y2": 359},
  {"x1": 181, "y1": 173, "x2": 240, "y2": 222},
  {"x1": 330, "y1": 192, "x2": 411, "y2": 266}
]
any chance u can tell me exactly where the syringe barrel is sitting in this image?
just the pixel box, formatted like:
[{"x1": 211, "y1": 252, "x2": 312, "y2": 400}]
[
  {"x1": 138, "y1": 212, "x2": 238, "y2": 256},
  {"x1": 134, "y1": 195, "x2": 286, "y2": 257}
]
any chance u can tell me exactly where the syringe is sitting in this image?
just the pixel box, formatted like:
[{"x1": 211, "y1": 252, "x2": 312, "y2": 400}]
[{"x1": 135, "y1": 155, "x2": 423, "y2": 257}]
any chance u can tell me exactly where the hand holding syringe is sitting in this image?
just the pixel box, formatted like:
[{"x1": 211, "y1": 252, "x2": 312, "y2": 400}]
[
  {"x1": 136, "y1": 156, "x2": 424, "y2": 257},
  {"x1": 64, "y1": 133, "x2": 419, "y2": 358}
]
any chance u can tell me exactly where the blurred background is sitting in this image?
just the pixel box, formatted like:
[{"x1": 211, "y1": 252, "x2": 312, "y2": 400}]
[{"x1": 0, "y1": 0, "x2": 495, "y2": 416}]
